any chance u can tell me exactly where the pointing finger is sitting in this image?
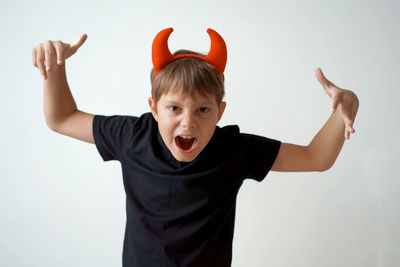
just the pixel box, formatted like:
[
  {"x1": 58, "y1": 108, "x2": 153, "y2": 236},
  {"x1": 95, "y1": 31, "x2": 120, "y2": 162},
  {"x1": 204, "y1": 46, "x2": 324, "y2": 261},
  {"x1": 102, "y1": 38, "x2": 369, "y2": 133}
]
[
  {"x1": 344, "y1": 117, "x2": 356, "y2": 134},
  {"x1": 345, "y1": 127, "x2": 351, "y2": 139},
  {"x1": 343, "y1": 115, "x2": 353, "y2": 129},
  {"x1": 37, "y1": 45, "x2": 46, "y2": 79},
  {"x1": 44, "y1": 46, "x2": 51, "y2": 72},
  {"x1": 54, "y1": 40, "x2": 64, "y2": 65},
  {"x1": 32, "y1": 47, "x2": 38, "y2": 68},
  {"x1": 331, "y1": 94, "x2": 340, "y2": 112}
]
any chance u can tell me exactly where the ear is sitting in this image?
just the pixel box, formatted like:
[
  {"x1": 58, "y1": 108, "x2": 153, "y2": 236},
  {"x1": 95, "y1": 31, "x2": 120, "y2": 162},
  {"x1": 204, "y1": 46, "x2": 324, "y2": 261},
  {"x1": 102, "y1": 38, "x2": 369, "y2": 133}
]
[
  {"x1": 148, "y1": 97, "x2": 158, "y2": 121},
  {"x1": 217, "y1": 101, "x2": 226, "y2": 122}
]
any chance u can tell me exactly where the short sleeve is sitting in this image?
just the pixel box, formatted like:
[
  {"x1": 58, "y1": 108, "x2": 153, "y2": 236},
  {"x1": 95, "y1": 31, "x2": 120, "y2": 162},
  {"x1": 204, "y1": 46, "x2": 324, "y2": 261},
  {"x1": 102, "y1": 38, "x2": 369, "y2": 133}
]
[
  {"x1": 92, "y1": 114, "x2": 136, "y2": 161},
  {"x1": 240, "y1": 133, "x2": 281, "y2": 182}
]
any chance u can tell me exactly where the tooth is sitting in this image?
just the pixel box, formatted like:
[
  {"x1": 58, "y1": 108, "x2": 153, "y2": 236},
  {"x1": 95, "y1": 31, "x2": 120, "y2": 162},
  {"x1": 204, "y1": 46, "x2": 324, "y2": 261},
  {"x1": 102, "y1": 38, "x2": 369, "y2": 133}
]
[{"x1": 181, "y1": 136, "x2": 193, "y2": 139}]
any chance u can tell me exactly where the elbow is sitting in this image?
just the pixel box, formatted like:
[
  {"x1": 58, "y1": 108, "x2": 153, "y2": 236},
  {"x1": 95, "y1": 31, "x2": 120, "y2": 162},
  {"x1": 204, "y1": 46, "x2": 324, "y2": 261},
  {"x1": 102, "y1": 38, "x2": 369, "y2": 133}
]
[
  {"x1": 318, "y1": 166, "x2": 328, "y2": 172},
  {"x1": 307, "y1": 147, "x2": 332, "y2": 172},
  {"x1": 45, "y1": 121, "x2": 56, "y2": 132},
  {"x1": 45, "y1": 119, "x2": 59, "y2": 133},
  {"x1": 319, "y1": 161, "x2": 334, "y2": 172}
]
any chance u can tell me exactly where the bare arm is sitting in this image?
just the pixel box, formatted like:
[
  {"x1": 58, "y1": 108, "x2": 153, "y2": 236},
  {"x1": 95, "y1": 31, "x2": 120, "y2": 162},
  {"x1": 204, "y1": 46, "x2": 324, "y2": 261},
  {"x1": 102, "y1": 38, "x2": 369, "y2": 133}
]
[
  {"x1": 33, "y1": 34, "x2": 95, "y2": 144},
  {"x1": 271, "y1": 68, "x2": 359, "y2": 172},
  {"x1": 307, "y1": 108, "x2": 346, "y2": 170},
  {"x1": 43, "y1": 62, "x2": 77, "y2": 130}
]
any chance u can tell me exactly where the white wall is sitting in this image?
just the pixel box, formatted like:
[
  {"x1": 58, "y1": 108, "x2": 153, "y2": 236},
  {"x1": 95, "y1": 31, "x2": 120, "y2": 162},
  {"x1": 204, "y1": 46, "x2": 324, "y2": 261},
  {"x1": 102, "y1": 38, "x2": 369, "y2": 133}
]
[{"x1": 1, "y1": 0, "x2": 399, "y2": 266}]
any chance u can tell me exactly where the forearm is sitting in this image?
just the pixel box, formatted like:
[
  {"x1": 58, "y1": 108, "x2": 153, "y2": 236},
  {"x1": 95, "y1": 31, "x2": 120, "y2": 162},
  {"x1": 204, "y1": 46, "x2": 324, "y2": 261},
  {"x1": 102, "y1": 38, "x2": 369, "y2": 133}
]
[
  {"x1": 43, "y1": 63, "x2": 77, "y2": 130},
  {"x1": 307, "y1": 109, "x2": 345, "y2": 171}
]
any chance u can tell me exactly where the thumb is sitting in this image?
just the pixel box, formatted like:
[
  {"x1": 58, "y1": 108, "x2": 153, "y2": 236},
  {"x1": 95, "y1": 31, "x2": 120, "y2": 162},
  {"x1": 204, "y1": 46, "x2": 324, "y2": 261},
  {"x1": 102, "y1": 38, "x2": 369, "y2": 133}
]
[
  {"x1": 315, "y1": 67, "x2": 329, "y2": 89},
  {"x1": 315, "y1": 67, "x2": 335, "y2": 98},
  {"x1": 70, "y1": 33, "x2": 88, "y2": 51},
  {"x1": 63, "y1": 34, "x2": 87, "y2": 60}
]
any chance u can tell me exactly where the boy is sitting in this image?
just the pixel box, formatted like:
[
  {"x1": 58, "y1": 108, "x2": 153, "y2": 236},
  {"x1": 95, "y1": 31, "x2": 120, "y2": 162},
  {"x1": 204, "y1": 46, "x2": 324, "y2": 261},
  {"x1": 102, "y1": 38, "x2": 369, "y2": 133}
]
[{"x1": 32, "y1": 27, "x2": 359, "y2": 267}]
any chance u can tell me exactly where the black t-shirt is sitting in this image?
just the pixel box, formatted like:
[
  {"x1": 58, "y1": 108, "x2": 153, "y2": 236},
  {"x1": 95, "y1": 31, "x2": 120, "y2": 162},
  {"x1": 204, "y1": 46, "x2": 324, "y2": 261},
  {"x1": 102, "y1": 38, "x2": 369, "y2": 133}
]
[{"x1": 92, "y1": 112, "x2": 281, "y2": 267}]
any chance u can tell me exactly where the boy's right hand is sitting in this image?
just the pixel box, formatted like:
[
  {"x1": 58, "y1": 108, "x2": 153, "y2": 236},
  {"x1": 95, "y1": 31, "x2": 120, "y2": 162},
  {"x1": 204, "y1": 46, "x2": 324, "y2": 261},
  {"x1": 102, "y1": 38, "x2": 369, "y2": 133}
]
[{"x1": 32, "y1": 33, "x2": 87, "y2": 80}]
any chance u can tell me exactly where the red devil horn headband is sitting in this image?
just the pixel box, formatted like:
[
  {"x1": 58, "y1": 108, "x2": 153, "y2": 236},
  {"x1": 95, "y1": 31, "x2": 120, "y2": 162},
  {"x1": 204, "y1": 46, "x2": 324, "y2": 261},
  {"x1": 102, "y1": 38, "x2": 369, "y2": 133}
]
[{"x1": 152, "y1": 27, "x2": 227, "y2": 76}]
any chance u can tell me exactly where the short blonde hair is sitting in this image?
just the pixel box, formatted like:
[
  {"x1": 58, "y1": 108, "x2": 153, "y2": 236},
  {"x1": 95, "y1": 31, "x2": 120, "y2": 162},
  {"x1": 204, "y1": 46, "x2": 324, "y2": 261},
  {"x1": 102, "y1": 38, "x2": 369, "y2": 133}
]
[{"x1": 150, "y1": 49, "x2": 225, "y2": 104}]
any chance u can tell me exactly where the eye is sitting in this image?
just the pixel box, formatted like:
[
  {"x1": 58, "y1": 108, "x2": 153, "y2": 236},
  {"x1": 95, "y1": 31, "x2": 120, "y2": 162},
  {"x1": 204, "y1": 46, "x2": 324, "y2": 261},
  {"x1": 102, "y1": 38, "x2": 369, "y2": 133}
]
[
  {"x1": 168, "y1": 105, "x2": 179, "y2": 112},
  {"x1": 198, "y1": 107, "x2": 209, "y2": 113}
]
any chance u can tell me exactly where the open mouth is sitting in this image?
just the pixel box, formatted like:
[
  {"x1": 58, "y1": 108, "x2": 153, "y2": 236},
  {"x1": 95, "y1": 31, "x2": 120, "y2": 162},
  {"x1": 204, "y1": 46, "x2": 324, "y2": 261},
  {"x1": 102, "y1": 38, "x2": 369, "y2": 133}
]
[{"x1": 175, "y1": 135, "x2": 197, "y2": 152}]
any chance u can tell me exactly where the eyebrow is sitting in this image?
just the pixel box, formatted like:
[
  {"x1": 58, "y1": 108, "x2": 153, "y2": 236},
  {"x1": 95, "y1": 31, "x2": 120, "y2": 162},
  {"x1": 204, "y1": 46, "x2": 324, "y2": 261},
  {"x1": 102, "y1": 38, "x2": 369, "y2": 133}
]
[{"x1": 164, "y1": 100, "x2": 215, "y2": 106}]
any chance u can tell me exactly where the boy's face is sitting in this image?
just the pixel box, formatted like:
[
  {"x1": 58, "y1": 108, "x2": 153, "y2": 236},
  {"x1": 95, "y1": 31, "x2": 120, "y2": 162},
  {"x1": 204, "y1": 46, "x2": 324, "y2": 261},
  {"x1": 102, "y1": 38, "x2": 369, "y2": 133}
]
[{"x1": 149, "y1": 89, "x2": 226, "y2": 162}]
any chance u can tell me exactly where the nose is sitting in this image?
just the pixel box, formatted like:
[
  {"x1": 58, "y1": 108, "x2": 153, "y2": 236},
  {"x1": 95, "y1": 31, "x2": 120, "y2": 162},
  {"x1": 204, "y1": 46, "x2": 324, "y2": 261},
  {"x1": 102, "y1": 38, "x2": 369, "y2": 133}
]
[{"x1": 181, "y1": 111, "x2": 196, "y2": 129}]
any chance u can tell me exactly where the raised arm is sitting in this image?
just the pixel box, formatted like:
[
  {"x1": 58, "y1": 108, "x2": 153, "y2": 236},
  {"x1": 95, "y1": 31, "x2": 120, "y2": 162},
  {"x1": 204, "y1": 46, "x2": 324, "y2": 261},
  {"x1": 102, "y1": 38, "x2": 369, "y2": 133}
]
[
  {"x1": 271, "y1": 68, "x2": 359, "y2": 172},
  {"x1": 32, "y1": 34, "x2": 95, "y2": 144}
]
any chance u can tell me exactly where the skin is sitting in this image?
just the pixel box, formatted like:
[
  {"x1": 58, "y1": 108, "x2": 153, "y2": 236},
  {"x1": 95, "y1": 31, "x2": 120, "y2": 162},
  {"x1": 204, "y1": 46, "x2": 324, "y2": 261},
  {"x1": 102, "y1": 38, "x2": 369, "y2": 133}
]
[
  {"x1": 148, "y1": 89, "x2": 226, "y2": 162},
  {"x1": 314, "y1": 67, "x2": 359, "y2": 140},
  {"x1": 32, "y1": 33, "x2": 87, "y2": 80},
  {"x1": 148, "y1": 67, "x2": 359, "y2": 170},
  {"x1": 31, "y1": 33, "x2": 359, "y2": 171},
  {"x1": 271, "y1": 67, "x2": 359, "y2": 172}
]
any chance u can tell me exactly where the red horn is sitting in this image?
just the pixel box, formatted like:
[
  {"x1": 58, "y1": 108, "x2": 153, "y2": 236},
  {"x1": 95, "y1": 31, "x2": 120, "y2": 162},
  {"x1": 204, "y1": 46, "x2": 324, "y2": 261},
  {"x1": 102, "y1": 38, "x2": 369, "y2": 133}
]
[
  {"x1": 204, "y1": 28, "x2": 227, "y2": 74},
  {"x1": 152, "y1": 27, "x2": 227, "y2": 75},
  {"x1": 152, "y1": 27, "x2": 175, "y2": 74}
]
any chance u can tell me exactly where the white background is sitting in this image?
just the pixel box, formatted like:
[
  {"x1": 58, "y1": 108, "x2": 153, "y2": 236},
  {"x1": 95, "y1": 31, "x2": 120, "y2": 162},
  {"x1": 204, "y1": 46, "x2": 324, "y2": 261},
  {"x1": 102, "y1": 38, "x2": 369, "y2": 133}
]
[{"x1": 1, "y1": 0, "x2": 399, "y2": 266}]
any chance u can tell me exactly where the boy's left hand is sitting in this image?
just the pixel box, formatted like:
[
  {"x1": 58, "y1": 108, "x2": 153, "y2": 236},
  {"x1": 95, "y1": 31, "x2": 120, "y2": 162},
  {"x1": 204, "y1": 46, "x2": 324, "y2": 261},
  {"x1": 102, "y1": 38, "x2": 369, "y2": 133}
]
[{"x1": 315, "y1": 67, "x2": 359, "y2": 139}]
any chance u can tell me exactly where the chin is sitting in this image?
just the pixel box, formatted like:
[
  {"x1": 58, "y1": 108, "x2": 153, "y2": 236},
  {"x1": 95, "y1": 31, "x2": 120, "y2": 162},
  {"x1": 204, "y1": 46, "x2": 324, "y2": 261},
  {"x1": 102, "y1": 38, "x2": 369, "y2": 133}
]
[{"x1": 172, "y1": 152, "x2": 198, "y2": 163}]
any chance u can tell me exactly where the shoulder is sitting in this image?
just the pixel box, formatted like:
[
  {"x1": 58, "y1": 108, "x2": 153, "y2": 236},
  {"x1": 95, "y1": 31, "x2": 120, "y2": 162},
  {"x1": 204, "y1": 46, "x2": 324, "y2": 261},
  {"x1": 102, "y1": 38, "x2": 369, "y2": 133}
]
[
  {"x1": 202, "y1": 124, "x2": 240, "y2": 157},
  {"x1": 226, "y1": 126, "x2": 281, "y2": 160},
  {"x1": 120, "y1": 112, "x2": 155, "y2": 130},
  {"x1": 93, "y1": 112, "x2": 156, "y2": 139},
  {"x1": 215, "y1": 124, "x2": 280, "y2": 147},
  {"x1": 215, "y1": 124, "x2": 240, "y2": 138},
  {"x1": 138, "y1": 112, "x2": 157, "y2": 126},
  {"x1": 211, "y1": 124, "x2": 241, "y2": 149},
  {"x1": 95, "y1": 112, "x2": 154, "y2": 126}
]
